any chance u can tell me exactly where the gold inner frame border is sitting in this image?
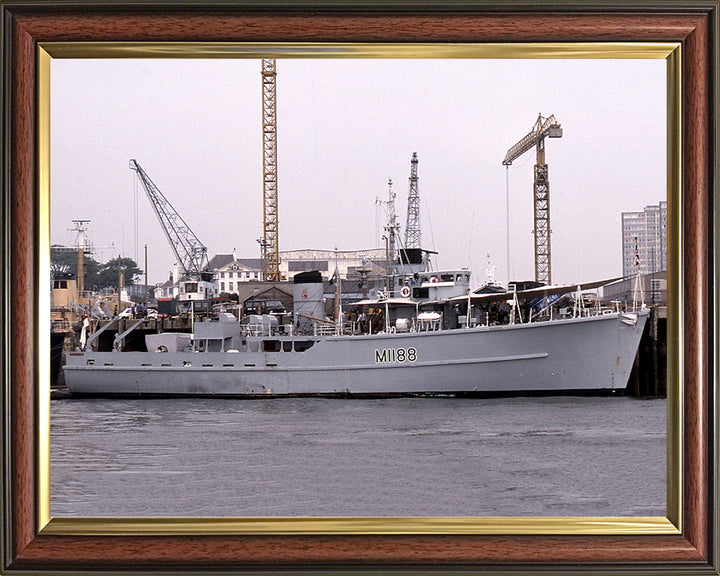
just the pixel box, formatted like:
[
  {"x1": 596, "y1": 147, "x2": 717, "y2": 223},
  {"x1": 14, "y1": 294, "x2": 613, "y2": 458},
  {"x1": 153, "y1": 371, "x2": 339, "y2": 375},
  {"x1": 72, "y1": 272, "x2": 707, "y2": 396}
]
[{"x1": 36, "y1": 41, "x2": 682, "y2": 537}]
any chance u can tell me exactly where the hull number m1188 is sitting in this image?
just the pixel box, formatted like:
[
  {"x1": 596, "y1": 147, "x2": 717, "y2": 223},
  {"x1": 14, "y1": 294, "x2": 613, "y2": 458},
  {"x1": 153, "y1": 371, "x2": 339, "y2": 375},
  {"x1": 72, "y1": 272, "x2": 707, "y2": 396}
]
[{"x1": 375, "y1": 347, "x2": 417, "y2": 364}]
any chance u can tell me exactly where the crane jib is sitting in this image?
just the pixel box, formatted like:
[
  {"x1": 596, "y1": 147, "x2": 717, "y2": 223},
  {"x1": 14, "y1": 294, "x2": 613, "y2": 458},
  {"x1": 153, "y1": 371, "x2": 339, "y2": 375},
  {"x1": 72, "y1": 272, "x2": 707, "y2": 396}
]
[
  {"x1": 129, "y1": 159, "x2": 209, "y2": 279},
  {"x1": 502, "y1": 115, "x2": 562, "y2": 166}
]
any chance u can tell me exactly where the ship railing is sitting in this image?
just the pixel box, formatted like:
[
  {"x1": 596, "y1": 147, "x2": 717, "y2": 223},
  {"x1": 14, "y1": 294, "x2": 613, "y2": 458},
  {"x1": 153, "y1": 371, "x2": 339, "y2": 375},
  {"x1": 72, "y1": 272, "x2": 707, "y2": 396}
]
[
  {"x1": 51, "y1": 303, "x2": 85, "y2": 315},
  {"x1": 312, "y1": 322, "x2": 358, "y2": 337},
  {"x1": 241, "y1": 324, "x2": 274, "y2": 337},
  {"x1": 314, "y1": 323, "x2": 338, "y2": 336},
  {"x1": 314, "y1": 324, "x2": 328, "y2": 336},
  {"x1": 530, "y1": 304, "x2": 626, "y2": 323}
]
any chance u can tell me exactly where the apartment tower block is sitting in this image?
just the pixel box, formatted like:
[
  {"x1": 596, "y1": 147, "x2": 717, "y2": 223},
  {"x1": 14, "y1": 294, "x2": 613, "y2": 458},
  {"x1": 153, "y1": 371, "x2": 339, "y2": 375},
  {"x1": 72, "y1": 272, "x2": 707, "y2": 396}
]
[{"x1": 621, "y1": 201, "x2": 667, "y2": 277}]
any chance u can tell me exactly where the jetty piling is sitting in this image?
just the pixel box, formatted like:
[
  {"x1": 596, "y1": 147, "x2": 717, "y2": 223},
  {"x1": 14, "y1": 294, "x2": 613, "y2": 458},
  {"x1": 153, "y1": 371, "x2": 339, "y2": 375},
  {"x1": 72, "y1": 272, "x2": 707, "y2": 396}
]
[{"x1": 627, "y1": 306, "x2": 666, "y2": 398}]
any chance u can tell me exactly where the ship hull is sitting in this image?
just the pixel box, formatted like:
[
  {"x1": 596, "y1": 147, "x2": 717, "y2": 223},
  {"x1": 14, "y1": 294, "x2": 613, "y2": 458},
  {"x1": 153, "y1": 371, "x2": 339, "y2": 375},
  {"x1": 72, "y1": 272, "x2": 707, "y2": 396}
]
[{"x1": 62, "y1": 310, "x2": 649, "y2": 397}]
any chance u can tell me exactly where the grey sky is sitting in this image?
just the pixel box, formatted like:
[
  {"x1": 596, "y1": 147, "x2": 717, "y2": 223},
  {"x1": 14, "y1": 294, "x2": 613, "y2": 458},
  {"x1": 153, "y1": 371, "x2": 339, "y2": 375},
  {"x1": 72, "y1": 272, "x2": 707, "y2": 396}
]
[{"x1": 50, "y1": 58, "x2": 666, "y2": 286}]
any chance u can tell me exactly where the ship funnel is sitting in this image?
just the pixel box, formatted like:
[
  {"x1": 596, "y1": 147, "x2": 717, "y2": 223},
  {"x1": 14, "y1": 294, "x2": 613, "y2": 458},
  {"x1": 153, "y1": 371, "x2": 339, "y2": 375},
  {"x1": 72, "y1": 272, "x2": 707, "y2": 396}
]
[{"x1": 293, "y1": 271, "x2": 324, "y2": 334}]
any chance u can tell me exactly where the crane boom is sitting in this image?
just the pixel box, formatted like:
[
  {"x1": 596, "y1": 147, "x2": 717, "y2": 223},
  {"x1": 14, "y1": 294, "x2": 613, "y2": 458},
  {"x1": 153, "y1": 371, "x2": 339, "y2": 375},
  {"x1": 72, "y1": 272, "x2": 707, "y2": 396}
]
[
  {"x1": 502, "y1": 114, "x2": 562, "y2": 285},
  {"x1": 502, "y1": 114, "x2": 562, "y2": 166},
  {"x1": 129, "y1": 159, "x2": 208, "y2": 278}
]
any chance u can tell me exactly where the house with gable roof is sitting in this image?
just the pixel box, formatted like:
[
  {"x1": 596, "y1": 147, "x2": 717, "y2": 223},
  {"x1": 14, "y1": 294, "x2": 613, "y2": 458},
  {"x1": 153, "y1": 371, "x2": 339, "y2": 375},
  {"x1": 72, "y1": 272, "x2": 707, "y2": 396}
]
[{"x1": 208, "y1": 250, "x2": 264, "y2": 293}]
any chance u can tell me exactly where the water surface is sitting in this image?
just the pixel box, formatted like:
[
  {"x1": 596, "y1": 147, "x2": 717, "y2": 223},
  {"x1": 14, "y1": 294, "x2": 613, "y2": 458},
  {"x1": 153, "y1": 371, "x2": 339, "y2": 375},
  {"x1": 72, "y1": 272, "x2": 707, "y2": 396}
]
[{"x1": 51, "y1": 396, "x2": 666, "y2": 517}]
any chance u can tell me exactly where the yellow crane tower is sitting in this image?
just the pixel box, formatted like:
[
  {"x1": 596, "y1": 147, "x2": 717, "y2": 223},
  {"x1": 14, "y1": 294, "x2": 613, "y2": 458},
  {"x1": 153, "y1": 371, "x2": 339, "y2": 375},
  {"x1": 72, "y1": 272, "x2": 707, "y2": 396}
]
[
  {"x1": 261, "y1": 58, "x2": 281, "y2": 281},
  {"x1": 502, "y1": 113, "x2": 562, "y2": 285}
]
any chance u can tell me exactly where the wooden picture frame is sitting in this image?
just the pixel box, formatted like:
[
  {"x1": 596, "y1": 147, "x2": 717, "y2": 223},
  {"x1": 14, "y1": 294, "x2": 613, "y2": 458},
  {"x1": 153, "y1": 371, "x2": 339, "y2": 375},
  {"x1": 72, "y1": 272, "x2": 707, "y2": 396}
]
[{"x1": 2, "y1": 1, "x2": 717, "y2": 573}]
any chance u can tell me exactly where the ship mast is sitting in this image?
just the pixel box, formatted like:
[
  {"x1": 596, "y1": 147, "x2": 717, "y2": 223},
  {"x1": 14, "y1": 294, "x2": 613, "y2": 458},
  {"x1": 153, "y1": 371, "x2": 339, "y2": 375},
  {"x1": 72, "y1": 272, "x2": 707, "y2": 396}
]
[
  {"x1": 377, "y1": 179, "x2": 400, "y2": 295},
  {"x1": 333, "y1": 247, "x2": 342, "y2": 335}
]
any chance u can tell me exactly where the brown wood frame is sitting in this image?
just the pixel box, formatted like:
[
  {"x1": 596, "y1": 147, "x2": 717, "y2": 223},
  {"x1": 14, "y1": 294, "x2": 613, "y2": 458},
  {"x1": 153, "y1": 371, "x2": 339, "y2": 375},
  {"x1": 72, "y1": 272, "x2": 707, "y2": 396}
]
[{"x1": 2, "y1": 1, "x2": 717, "y2": 573}]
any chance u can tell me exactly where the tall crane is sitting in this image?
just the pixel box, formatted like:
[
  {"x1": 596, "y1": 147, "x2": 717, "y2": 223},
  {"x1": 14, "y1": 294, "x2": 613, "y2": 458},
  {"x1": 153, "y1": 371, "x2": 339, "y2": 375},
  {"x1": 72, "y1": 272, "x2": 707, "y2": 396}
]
[
  {"x1": 130, "y1": 159, "x2": 209, "y2": 279},
  {"x1": 502, "y1": 114, "x2": 562, "y2": 285},
  {"x1": 404, "y1": 152, "x2": 421, "y2": 249},
  {"x1": 261, "y1": 59, "x2": 281, "y2": 281}
]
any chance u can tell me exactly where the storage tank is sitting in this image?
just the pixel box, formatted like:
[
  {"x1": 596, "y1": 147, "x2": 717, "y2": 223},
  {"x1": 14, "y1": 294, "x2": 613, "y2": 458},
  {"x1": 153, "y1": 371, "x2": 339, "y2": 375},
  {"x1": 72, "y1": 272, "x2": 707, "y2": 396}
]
[{"x1": 293, "y1": 271, "x2": 324, "y2": 334}]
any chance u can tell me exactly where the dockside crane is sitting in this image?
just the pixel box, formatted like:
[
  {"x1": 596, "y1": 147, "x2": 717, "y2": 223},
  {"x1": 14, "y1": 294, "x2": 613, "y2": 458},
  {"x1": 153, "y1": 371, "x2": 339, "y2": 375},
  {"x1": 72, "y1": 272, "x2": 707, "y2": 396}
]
[
  {"x1": 502, "y1": 114, "x2": 562, "y2": 285},
  {"x1": 130, "y1": 159, "x2": 215, "y2": 310},
  {"x1": 261, "y1": 58, "x2": 281, "y2": 282}
]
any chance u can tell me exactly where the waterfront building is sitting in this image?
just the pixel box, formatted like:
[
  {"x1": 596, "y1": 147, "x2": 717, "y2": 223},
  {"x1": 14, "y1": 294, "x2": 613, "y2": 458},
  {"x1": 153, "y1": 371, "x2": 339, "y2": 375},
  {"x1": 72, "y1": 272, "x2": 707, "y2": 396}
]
[
  {"x1": 156, "y1": 248, "x2": 387, "y2": 304},
  {"x1": 154, "y1": 276, "x2": 179, "y2": 301},
  {"x1": 621, "y1": 201, "x2": 667, "y2": 277},
  {"x1": 209, "y1": 249, "x2": 386, "y2": 286},
  {"x1": 207, "y1": 253, "x2": 263, "y2": 292},
  {"x1": 602, "y1": 270, "x2": 667, "y2": 306},
  {"x1": 125, "y1": 283, "x2": 153, "y2": 303},
  {"x1": 279, "y1": 248, "x2": 387, "y2": 281}
]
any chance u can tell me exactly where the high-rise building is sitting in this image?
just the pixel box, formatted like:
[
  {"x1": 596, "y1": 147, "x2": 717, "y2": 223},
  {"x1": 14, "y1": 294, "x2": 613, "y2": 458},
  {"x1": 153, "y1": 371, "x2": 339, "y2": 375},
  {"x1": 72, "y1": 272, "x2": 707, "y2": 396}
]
[{"x1": 621, "y1": 201, "x2": 667, "y2": 277}]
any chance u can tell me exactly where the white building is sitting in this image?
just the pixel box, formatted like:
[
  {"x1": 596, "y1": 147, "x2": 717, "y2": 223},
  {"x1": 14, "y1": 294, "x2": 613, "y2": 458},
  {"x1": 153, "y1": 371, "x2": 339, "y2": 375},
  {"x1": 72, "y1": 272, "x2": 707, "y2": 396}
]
[
  {"x1": 200, "y1": 248, "x2": 387, "y2": 296},
  {"x1": 208, "y1": 254, "x2": 263, "y2": 293},
  {"x1": 621, "y1": 201, "x2": 667, "y2": 277},
  {"x1": 279, "y1": 248, "x2": 386, "y2": 281},
  {"x1": 154, "y1": 278, "x2": 177, "y2": 300},
  {"x1": 154, "y1": 263, "x2": 182, "y2": 300}
]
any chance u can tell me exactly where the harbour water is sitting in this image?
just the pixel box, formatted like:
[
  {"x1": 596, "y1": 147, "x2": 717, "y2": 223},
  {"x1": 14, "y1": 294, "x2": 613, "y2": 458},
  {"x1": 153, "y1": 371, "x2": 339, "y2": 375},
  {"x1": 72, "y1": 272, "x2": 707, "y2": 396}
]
[{"x1": 50, "y1": 395, "x2": 666, "y2": 518}]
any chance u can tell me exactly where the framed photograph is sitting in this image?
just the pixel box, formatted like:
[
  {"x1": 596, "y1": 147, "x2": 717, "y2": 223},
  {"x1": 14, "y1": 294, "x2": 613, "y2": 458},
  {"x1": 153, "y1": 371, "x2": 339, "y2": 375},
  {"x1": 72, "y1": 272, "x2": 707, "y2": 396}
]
[{"x1": 2, "y1": 1, "x2": 717, "y2": 574}]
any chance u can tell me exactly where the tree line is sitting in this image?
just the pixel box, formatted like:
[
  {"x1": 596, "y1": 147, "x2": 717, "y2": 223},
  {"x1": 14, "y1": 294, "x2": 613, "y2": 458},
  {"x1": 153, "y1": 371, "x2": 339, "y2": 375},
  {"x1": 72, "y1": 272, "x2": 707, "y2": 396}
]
[{"x1": 51, "y1": 246, "x2": 144, "y2": 291}]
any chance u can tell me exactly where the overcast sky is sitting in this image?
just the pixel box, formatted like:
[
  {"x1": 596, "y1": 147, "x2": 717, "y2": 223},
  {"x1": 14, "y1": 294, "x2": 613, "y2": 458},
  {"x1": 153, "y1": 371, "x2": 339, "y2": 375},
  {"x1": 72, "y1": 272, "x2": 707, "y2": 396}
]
[{"x1": 50, "y1": 58, "x2": 666, "y2": 286}]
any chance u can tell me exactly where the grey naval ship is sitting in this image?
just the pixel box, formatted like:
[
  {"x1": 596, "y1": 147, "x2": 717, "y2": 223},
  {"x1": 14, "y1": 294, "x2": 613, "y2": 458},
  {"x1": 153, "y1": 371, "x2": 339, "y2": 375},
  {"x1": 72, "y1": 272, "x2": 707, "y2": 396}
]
[{"x1": 62, "y1": 268, "x2": 649, "y2": 398}]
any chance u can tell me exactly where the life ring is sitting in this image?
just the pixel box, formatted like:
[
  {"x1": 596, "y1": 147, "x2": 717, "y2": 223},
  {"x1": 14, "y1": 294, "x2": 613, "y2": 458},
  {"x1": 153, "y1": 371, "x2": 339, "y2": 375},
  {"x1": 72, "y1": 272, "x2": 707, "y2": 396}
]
[
  {"x1": 430, "y1": 275, "x2": 439, "y2": 283},
  {"x1": 400, "y1": 286, "x2": 411, "y2": 298}
]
